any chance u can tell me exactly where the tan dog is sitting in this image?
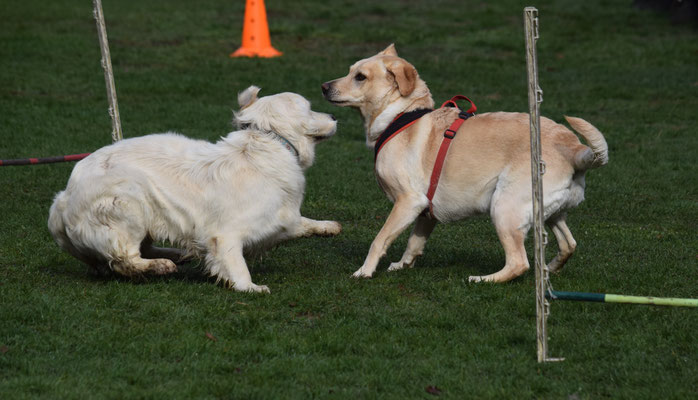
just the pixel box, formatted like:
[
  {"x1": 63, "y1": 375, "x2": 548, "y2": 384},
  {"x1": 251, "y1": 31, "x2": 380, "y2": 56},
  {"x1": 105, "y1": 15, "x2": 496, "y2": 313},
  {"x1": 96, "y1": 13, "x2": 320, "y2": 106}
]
[{"x1": 322, "y1": 44, "x2": 608, "y2": 282}]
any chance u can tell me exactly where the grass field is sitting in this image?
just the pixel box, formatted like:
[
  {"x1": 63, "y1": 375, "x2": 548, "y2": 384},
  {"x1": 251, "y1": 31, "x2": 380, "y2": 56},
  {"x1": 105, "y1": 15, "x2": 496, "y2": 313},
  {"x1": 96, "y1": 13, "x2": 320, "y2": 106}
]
[{"x1": 1, "y1": 0, "x2": 696, "y2": 398}]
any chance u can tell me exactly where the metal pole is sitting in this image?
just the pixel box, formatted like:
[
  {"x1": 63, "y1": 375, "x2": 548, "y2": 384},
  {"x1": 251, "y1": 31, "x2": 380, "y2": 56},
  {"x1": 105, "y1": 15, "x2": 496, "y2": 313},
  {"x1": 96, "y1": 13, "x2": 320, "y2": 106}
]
[
  {"x1": 525, "y1": 7, "x2": 561, "y2": 363},
  {"x1": 93, "y1": 0, "x2": 123, "y2": 142}
]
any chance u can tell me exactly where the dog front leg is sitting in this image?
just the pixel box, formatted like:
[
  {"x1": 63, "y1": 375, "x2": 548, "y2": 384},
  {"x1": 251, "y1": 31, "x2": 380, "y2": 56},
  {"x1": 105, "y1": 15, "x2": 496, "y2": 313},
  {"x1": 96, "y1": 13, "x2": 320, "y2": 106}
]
[
  {"x1": 292, "y1": 217, "x2": 342, "y2": 238},
  {"x1": 206, "y1": 236, "x2": 269, "y2": 293},
  {"x1": 354, "y1": 196, "x2": 427, "y2": 278},
  {"x1": 387, "y1": 214, "x2": 437, "y2": 272}
]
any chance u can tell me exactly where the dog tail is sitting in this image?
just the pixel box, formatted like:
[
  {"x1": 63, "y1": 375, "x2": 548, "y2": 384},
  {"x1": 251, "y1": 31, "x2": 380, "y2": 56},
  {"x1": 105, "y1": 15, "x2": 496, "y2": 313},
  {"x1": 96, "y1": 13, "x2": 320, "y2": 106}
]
[
  {"x1": 565, "y1": 116, "x2": 609, "y2": 170},
  {"x1": 48, "y1": 191, "x2": 70, "y2": 250}
]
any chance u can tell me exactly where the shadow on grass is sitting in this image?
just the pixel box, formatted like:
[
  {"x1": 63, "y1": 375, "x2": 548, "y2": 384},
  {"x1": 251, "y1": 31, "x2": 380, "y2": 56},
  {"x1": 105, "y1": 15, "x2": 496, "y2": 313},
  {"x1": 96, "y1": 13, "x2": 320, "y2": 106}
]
[
  {"x1": 45, "y1": 253, "x2": 217, "y2": 286},
  {"x1": 408, "y1": 236, "x2": 504, "y2": 277},
  {"x1": 44, "y1": 231, "x2": 504, "y2": 290}
]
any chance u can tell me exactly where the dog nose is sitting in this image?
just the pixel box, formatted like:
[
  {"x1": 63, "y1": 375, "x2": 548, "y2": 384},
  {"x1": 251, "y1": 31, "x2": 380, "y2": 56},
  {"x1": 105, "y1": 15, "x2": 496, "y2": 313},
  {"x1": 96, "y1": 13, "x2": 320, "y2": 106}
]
[
  {"x1": 330, "y1": 114, "x2": 336, "y2": 121},
  {"x1": 321, "y1": 82, "x2": 331, "y2": 96}
]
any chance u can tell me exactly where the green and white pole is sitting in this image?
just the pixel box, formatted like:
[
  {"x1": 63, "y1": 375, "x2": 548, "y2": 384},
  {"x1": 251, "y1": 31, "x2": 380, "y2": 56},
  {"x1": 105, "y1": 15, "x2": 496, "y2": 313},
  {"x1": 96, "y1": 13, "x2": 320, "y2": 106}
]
[{"x1": 547, "y1": 291, "x2": 698, "y2": 307}]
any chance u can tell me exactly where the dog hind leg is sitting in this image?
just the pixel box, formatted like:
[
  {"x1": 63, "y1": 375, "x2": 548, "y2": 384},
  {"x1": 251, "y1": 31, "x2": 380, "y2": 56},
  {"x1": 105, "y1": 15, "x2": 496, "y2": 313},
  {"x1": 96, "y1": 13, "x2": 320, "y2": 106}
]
[
  {"x1": 546, "y1": 215, "x2": 576, "y2": 273},
  {"x1": 108, "y1": 236, "x2": 178, "y2": 277},
  {"x1": 111, "y1": 254, "x2": 178, "y2": 277},
  {"x1": 388, "y1": 214, "x2": 437, "y2": 272},
  {"x1": 85, "y1": 222, "x2": 178, "y2": 277},
  {"x1": 470, "y1": 200, "x2": 530, "y2": 283}
]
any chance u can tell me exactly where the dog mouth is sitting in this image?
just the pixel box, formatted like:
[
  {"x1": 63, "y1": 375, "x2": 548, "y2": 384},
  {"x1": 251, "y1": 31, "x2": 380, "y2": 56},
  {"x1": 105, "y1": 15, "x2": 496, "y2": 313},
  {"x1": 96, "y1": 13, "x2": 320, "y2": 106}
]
[
  {"x1": 314, "y1": 135, "x2": 331, "y2": 143},
  {"x1": 313, "y1": 128, "x2": 336, "y2": 142},
  {"x1": 312, "y1": 124, "x2": 337, "y2": 142},
  {"x1": 326, "y1": 98, "x2": 356, "y2": 108},
  {"x1": 324, "y1": 96, "x2": 349, "y2": 105}
]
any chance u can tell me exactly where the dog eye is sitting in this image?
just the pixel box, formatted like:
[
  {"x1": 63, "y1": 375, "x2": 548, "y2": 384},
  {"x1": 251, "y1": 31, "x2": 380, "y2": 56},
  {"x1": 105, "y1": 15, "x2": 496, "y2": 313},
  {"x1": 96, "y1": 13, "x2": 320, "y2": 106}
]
[{"x1": 355, "y1": 73, "x2": 367, "y2": 82}]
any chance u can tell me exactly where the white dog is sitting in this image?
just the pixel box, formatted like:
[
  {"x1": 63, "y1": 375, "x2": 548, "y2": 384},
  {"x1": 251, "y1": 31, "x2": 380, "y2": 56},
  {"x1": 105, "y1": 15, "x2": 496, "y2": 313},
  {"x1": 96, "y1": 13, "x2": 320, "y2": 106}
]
[{"x1": 48, "y1": 86, "x2": 341, "y2": 293}]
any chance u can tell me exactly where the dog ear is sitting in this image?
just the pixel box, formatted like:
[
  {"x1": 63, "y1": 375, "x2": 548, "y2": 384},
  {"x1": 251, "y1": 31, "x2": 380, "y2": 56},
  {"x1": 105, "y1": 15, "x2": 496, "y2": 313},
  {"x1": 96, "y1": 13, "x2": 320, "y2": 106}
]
[
  {"x1": 238, "y1": 85, "x2": 261, "y2": 109},
  {"x1": 385, "y1": 59, "x2": 417, "y2": 97},
  {"x1": 379, "y1": 43, "x2": 398, "y2": 57}
]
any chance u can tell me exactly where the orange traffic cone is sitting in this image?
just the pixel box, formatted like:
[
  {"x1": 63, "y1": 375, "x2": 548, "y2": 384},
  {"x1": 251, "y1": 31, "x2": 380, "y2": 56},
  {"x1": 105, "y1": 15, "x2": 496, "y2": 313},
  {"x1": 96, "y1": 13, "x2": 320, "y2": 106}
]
[{"x1": 231, "y1": 0, "x2": 282, "y2": 58}]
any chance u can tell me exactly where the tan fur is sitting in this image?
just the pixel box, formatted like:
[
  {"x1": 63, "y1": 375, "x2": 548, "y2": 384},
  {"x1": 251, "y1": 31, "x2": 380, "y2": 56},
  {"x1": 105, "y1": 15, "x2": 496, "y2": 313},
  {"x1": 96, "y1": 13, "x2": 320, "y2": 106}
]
[{"x1": 322, "y1": 44, "x2": 608, "y2": 282}]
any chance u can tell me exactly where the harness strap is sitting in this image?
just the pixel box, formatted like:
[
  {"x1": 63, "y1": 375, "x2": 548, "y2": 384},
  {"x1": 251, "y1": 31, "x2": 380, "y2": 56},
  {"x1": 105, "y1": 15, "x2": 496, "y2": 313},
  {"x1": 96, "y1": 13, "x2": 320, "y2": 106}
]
[
  {"x1": 440, "y1": 95, "x2": 477, "y2": 114},
  {"x1": 374, "y1": 108, "x2": 433, "y2": 162},
  {"x1": 372, "y1": 95, "x2": 477, "y2": 220},
  {"x1": 425, "y1": 95, "x2": 476, "y2": 218}
]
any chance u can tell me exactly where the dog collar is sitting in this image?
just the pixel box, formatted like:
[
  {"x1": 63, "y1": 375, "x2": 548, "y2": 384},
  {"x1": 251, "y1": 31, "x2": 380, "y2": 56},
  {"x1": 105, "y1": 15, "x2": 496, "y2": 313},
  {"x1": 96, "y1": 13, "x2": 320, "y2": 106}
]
[
  {"x1": 269, "y1": 132, "x2": 299, "y2": 159},
  {"x1": 239, "y1": 123, "x2": 300, "y2": 160},
  {"x1": 374, "y1": 108, "x2": 433, "y2": 161}
]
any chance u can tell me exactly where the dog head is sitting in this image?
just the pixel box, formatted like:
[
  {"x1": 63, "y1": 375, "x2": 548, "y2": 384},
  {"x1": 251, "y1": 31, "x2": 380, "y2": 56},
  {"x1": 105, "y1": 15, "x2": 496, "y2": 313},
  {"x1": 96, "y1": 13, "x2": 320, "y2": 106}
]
[
  {"x1": 234, "y1": 86, "x2": 337, "y2": 169},
  {"x1": 322, "y1": 44, "x2": 434, "y2": 146}
]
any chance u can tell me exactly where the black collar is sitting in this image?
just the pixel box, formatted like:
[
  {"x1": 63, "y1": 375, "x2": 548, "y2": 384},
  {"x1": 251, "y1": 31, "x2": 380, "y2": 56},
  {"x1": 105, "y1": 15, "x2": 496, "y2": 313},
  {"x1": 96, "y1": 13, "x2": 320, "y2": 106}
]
[{"x1": 374, "y1": 108, "x2": 433, "y2": 161}]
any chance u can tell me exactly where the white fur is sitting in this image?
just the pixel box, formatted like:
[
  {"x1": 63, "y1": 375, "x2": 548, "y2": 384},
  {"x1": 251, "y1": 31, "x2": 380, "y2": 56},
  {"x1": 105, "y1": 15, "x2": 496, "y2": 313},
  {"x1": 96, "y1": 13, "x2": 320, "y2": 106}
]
[
  {"x1": 48, "y1": 86, "x2": 341, "y2": 293},
  {"x1": 367, "y1": 96, "x2": 414, "y2": 144}
]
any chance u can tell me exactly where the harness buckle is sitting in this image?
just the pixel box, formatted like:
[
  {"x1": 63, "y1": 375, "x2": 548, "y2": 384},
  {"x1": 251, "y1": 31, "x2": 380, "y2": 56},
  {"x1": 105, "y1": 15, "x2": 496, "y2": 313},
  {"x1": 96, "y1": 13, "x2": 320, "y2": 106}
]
[
  {"x1": 444, "y1": 129, "x2": 457, "y2": 139},
  {"x1": 458, "y1": 111, "x2": 473, "y2": 120}
]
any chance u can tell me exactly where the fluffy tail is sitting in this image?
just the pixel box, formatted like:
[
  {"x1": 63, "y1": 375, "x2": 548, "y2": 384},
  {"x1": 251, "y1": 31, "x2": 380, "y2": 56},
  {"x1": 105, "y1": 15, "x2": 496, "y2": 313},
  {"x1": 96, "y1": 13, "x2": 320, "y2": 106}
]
[
  {"x1": 565, "y1": 116, "x2": 609, "y2": 170},
  {"x1": 47, "y1": 191, "x2": 70, "y2": 250}
]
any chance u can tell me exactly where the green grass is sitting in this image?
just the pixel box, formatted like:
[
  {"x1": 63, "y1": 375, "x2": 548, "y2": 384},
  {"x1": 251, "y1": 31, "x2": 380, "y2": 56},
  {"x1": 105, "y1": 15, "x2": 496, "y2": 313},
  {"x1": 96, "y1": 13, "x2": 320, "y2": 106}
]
[{"x1": 1, "y1": 0, "x2": 696, "y2": 398}]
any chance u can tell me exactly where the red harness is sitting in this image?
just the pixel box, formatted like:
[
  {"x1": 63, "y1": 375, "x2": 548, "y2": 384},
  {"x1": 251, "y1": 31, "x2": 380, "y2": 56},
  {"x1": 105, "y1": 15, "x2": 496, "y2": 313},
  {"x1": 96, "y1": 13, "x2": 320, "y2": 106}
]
[{"x1": 374, "y1": 95, "x2": 477, "y2": 219}]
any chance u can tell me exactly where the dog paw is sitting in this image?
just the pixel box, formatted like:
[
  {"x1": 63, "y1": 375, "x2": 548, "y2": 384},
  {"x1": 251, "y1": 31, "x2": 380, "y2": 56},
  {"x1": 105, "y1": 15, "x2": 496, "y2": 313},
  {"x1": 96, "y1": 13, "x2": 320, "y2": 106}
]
[
  {"x1": 248, "y1": 284, "x2": 270, "y2": 294},
  {"x1": 327, "y1": 221, "x2": 342, "y2": 235},
  {"x1": 546, "y1": 260, "x2": 563, "y2": 274},
  {"x1": 468, "y1": 275, "x2": 484, "y2": 283},
  {"x1": 317, "y1": 221, "x2": 342, "y2": 236},
  {"x1": 232, "y1": 281, "x2": 270, "y2": 294},
  {"x1": 352, "y1": 267, "x2": 373, "y2": 279},
  {"x1": 150, "y1": 259, "x2": 178, "y2": 275},
  {"x1": 387, "y1": 261, "x2": 405, "y2": 272},
  {"x1": 387, "y1": 259, "x2": 415, "y2": 272}
]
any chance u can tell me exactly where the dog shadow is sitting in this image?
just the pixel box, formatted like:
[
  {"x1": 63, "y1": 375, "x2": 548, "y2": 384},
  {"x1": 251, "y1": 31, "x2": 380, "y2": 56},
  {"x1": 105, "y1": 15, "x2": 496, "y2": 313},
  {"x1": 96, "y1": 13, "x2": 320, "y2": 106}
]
[
  {"x1": 305, "y1": 229, "x2": 503, "y2": 278},
  {"x1": 47, "y1": 253, "x2": 216, "y2": 286},
  {"x1": 46, "y1": 230, "x2": 506, "y2": 287}
]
